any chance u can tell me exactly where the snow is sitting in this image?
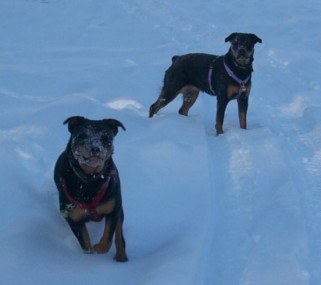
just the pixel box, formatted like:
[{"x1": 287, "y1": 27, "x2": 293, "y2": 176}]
[{"x1": 1, "y1": 0, "x2": 321, "y2": 284}]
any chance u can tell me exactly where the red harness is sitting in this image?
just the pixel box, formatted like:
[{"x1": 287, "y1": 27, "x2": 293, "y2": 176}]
[{"x1": 60, "y1": 175, "x2": 114, "y2": 222}]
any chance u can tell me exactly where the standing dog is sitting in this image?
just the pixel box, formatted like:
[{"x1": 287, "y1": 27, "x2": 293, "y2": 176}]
[
  {"x1": 149, "y1": 33, "x2": 262, "y2": 135},
  {"x1": 54, "y1": 116, "x2": 128, "y2": 262}
]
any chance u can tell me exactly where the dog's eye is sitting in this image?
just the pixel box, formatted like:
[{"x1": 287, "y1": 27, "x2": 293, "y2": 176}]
[
  {"x1": 232, "y1": 40, "x2": 239, "y2": 47},
  {"x1": 244, "y1": 42, "x2": 253, "y2": 50},
  {"x1": 101, "y1": 134, "x2": 112, "y2": 144},
  {"x1": 77, "y1": 133, "x2": 88, "y2": 140}
]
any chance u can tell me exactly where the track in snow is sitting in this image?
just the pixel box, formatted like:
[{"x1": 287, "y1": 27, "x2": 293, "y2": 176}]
[{"x1": 181, "y1": 42, "x2": 321, "y2": 283}]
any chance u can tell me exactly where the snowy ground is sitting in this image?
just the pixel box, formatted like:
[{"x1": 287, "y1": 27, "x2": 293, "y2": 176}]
[{"x1": 1, "y1": 1, "x2": 321, "y2": 284}]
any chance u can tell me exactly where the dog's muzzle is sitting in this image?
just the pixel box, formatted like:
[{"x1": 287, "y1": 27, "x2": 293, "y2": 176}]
[
  {"x1": 72, "y1": 137, "x2": 113, "y2": 168},
  {"x1": 231, "y1": 44, "x2": 254, "y2": 61},
  {"x1": 232, "y1": 47, "x2": 253, "y2": 65}
]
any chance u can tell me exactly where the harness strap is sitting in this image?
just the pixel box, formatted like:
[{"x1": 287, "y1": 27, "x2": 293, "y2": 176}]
[
  {"x1": 223, "y1": 60, "x2": 251, "y2": 99},
  {"x1": 208, "y1": 58, "x2": 219, "y2": 95},
  {"x1": 60, "y1": 172, "x2": 116, "y2": 222},
  {"x1": 208, "y1": 57, "x2": 252, "y2": 99}
]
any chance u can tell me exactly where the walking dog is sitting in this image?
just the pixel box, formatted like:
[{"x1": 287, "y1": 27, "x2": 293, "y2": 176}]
[
  {"x1": 54, "y1": 116, "x2": 128, "y2": 261},
  {"x1": 149, "y1": 33, "x2": 262, "y2": 135}
]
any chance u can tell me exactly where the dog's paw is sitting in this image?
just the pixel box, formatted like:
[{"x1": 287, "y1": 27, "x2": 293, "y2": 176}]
[
  {"x1": 93, "y1": 240, "x2": 112, "y2": 254},
  {"x1": 82, "y1": 247, "x2": 94, "y2": 254},
  {"x1": 114, "y1": 252, "x2": 128, "y2": 262}
]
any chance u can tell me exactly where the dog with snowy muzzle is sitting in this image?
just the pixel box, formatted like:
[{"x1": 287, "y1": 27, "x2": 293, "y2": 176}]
[{"x1": 54, "y1": 116, "x2": 128, "y2": 261}]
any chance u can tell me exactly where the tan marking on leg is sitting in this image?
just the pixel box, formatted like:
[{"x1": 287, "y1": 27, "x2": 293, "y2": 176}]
[
  {"x1": 150, "y1": 88, "x2": 183, "y2": 117},
  {"x1": 114, "y1": 218, "x2": 128, "y2": 262},
  {"x1": 179, "y1": 85, "x2": 200, "y2": 116},
  {"x1": 96, "y1": 199, "x2": 115, "y2": 216},
  {"x1": 238, "y1": 85, "x2": 251, "y2": 129},
  {"x1": 93, "y1": 199, "x2": 115, "y2": 254},
  {"x1": 226, "y1": 84, "x2": 239, "y2": 100},
  {"x1": 215, "y1": 123, "x2": 223, "y2": 135},
  {"x1": 68, "y1": 208, "x2": 89, "y2": 222},
  {"x1": 239, "y1": 111, "x2": 247, "y2": 129},
  {"x1": 149, "y1": 99, "x2": 166, "y2": 117},
  {"x1": 80, "y1": 224, "x2": 93, "y2": 253},
  {"x1": 94, "y1": 219, "x2": 113, "y2": 254}
]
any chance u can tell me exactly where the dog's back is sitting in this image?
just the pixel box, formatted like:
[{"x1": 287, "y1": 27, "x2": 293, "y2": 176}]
[{"x1": 165, "y1": 53, "x2": 218, "y2": 94}]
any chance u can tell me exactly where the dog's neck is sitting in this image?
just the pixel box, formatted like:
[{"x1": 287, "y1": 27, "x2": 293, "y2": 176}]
[{"x1": 79, "y1": 163, "x2": 104, "y2": 175}]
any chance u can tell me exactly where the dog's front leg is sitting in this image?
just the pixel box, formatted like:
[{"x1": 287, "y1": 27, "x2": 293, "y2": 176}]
[
  {"x1": 93, "y1": 199, "x2": 116, "y2": 254},
  {"x1": 66, "y1": 218, "x2": 93, "y2": 253},
  {"x1": 94, "y1": 216, "x2": 114, "y2": 253},
  {"x1": 94, "y1": 203, "x2": 128, "y2": 261},
  {"x1": 114, "y1": 208, "x2": 128, "y2": 262},
  {"x1": 215, "y1": 98, "x2": 229, "y2": 135},
  {"x1": 237, "y1": 95, "x2": 249, "y2": 129}
]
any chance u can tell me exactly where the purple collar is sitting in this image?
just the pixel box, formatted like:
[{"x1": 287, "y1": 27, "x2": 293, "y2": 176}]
[
  {"x1": 223, "y1": 60, "x2": 251, "y2": 99},
  {"x1": 208, "y1": 57, "x2": 252, "y2": 99}
]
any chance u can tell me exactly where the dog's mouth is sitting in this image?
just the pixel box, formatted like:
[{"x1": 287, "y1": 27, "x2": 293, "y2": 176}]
[
  {"x1": 235, "y1": 55, "x2": 251, "y2": 65},
  {"x1": 72, "y1": 141, "x2": 112, "y2": 169},
  {"x1": 84, "y1": 155, "x2": 105, "y2": 167},
  {"x1": 231, "y1": 47, "x2": 253, "y2": 66},
  {"x1": 74, "y1": 154, "x2": 108, "y2": 175},
  {"x1": 73, "y1": 150, "x2": 110, "y2": 169}
]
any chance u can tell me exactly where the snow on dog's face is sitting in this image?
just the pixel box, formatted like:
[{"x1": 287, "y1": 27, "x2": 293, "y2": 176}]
[
  {"x1": 71, "y1": 124, "x2": 114, "y2": 168},
  {"x1": 63, "y1": 116, "x2": 125, "y2": 169}
]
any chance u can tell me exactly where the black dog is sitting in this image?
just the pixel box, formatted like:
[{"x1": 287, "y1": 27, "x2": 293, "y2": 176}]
[
  {"x1": 54, "y1": 116, "x2": 128, "y2": 262},
  {"x1": 149, "y1": 33, "x2": 262, "y2": 135}
]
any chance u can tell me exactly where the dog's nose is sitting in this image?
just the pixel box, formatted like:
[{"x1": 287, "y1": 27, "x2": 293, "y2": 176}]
[
  {"x1": 238, "y1": 48, "x2": 246, "y2": 56},
  {"x1": 91, "y1": 146, "x2": 101, "y2": 154}
]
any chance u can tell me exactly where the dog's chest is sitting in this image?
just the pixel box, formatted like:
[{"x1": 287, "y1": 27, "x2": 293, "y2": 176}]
[
  {"x1": 227, "y1": 82, "x2": 251, "y2": 100},
  {"x1": 66, "y1": 173, "x2": 107, "y2": 203}
]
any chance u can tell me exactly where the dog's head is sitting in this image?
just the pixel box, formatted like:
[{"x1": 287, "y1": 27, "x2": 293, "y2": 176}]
[
  {"x1": 63, "y1": 116, "x2": 125, "y2": 170},
  {"x1": 225, "y1": 33, "x2": 262, "y2": 66}
]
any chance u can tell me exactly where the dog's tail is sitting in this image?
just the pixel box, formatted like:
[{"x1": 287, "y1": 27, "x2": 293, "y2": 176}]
[{"x1": 171, "y1": 55, "x2": 180, "y2": 62}]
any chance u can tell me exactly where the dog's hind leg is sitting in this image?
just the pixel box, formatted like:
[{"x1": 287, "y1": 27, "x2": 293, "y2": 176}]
[
  {"x1": 179, "y1": 85, "x2": 200, "y2": 116},
  {"x1": 149, "y1": 67, "x2": 186, "y2": 117},
  {"x1": 149, "y1": 86, "x2": 183, "y2": 117}
]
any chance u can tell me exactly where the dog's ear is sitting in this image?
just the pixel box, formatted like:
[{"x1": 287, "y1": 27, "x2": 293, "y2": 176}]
[
  {"x1": 104, "y1": 119, "x2": 126, "y2": 136},
  {"x1": 250, "y1": 33, "x2": 262, "y2": 44},
  {"x1": 63, "y1": 116, "x2": 86, "y2": 132},
  {"x1": 225, "y1": 33, "x2": 238, "y2": 42},
  {"x1": 172, "y1": 55, "x2": 180, "y2": 63}
]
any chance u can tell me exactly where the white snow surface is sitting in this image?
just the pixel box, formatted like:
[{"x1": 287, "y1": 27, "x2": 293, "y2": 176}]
[{"x1": 1, "y1": 1, "x2": 321, "y2": 284}]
